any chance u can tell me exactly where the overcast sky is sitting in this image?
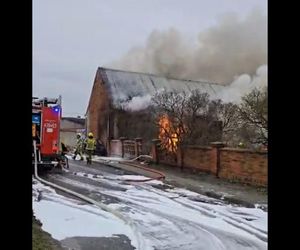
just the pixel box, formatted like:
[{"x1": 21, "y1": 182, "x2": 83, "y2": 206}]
[{"x1": 33, "y1": 0, "x2": 267, "y2": 117}]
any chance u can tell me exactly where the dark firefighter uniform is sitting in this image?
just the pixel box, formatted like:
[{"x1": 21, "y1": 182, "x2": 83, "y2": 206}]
[{"x1": 85, "y1": 132, "x2": 96, "y2": 165}]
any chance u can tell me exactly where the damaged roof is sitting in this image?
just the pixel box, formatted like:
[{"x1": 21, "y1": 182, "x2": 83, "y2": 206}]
[{"x1": 96, "y1": 67, "x2": 227, "y2": 107}]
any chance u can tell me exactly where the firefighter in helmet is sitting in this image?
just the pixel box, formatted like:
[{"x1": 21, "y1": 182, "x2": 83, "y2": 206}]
[
  {"x1": 85, "y1": 132, "x2": 96, "y2": 165},
  {"x1": 73, "y1": 133, "x2": 84, "y2": 160}
]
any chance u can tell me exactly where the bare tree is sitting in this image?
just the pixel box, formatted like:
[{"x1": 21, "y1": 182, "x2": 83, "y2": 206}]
[
  {"x1": 208, "y1": 100, "x2": 240, "y2": 143},
  {"x1": 151, "y1": 90, "x2": 221, "y2": 158},
  {"x1": 184, "y1": 90, "x2": 211, "y2": 145},
  {"x1": 238, "y1": 87, "x2": 268, "y2": 145},
  {"x1": 151, "y1": 91, "x2": 187, "y2": 156},
  {"x1": 151, "y1": 87, "x2": 268, "y2": 153}
]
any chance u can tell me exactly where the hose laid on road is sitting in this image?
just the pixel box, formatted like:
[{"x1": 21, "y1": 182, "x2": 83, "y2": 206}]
[
  {"x1": 93, "y1": 155, "x2": 166, "y2": 182},
  {"x1": 121, "y1": 161, "x2": 166, "y2": 182},
  {"x1": 33, "y1": 140, "x2": 144, "y2": 250}
]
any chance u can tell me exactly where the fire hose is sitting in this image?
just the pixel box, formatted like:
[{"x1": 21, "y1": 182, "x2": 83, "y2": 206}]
[
  {"x1": 95, "y1": 154, "x2": 165, "y2": 182},
  {"x1": 33, "y1": 140, "x2": 144, "y2": 249}
]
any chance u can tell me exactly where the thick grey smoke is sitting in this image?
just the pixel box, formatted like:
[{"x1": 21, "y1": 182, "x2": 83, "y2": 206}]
[
  {"x1": 110, "y1": 9, "x2": 267, "y2": 84},
  {"x1": 120, "y1": 64, "x2": 267, "y2": 111},
  {"x1": 122, "y1": 94, "x2": 152, "y2": 111},
  {"x1": 216, "y1": 64, "x2": 267, "y2": 103}
]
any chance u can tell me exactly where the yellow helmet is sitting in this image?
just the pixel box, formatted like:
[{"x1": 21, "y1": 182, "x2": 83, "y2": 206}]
[{"x1": 88, "y1": 132, "x2": 94, "y2": 138}]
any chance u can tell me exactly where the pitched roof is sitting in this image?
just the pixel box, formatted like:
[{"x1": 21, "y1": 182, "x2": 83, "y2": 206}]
[
  {"x1": 62, "y1": 117, "x2": 85, "y2": 126},
  {"x1": 96, "y1": 67, "x2": 227, "y2": 107}
]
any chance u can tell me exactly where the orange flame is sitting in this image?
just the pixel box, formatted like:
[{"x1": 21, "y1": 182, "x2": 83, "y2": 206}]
[{"x1": 158, "y1": 115, "x2": 178, "y2": 152}]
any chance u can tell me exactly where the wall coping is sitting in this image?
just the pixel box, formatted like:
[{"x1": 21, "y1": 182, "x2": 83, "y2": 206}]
[
  {"x1": 110, "y1": 139, "x2": 121, "y2": 143},
  {"x1": 182, "y1": 145, "x2": 212, "y2": 150},
  {"x1": 221, "y1": 147, "x2": 268, "y2": 154},
  {"x1": 124, "y1": 140, "x2": 136, "y2": 143},
  {"x1": 210, "y1": 142, "x2": 226, "y2": 148}
]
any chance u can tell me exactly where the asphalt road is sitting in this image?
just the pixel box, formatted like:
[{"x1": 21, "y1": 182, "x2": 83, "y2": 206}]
[{"x1": 41, "y1": 159, "x2": 267, "y2": 250}]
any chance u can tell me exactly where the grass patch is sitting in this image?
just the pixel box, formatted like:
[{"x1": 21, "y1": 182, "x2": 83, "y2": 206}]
[{"x1": 32, "y1": 213, "x2": 63, "y2": 250}]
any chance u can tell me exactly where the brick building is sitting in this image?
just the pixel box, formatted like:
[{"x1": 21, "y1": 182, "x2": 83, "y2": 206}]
[
  {"x1": 60, "y1": 117, "x2": 85, "y2": 149},
  {"x1": 85, "y1": 67, "x2": 227, "y2": 154}
]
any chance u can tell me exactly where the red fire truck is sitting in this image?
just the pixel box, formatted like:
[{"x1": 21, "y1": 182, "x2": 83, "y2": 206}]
[{"x1": 32, "y1": 96, "x2": 68, "y2": 170}]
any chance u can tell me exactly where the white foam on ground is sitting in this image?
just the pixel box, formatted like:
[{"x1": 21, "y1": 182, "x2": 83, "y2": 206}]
[
  {"x1": 32, "y1": 179, "x2": 141, "y2": 249},
  {"x1": 33, "y1": 169, "x2": 268, "y2": 250}
]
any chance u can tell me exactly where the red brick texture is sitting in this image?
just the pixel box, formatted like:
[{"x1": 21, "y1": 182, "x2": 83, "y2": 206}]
[
  {"x1": 152, "y1": 142, "x2": 267, "y2": 187},
  {"x1": 180, "y1": 146, "x2": 212, "y2": 173},
  {"x1": 109, "y1": 140, "x2": 123, "y2": 157},
  {"x1": 86, "y1": 73, "x2": 111, "y2": 150},
  {"x1": 218, "y1": 148, "x2": 267, "y2": 186}
]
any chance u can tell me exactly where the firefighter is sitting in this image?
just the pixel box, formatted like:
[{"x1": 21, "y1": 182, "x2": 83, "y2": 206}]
[
  {"x1": 73, "y1": 133, "x2": 84, "y2": 160},
  {"x1": 61, "y1": 142, "x2": 68, "y2": 155},
  {"x1": 85, "y1": 132, "x2": 96, "y2": 165}
]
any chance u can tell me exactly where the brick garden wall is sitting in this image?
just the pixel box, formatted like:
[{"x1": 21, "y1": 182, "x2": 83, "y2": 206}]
[
  {"x1": 107, "y1": 138, "x2": 268, "y2": 186},
  {"x1": 108, "y1": 138, "x2": 142, "y2": 159},
  {"x1": 152, "y1": 141, "x2": 267, "y2": 187},
  {"x1": 109, "y1": 140, "x2": 123, "y2": 157},
  {"x1": 218, "y1": 148, "x2": 267, "y2": 186},
  {"x1": 179, "y1": 146, "x2": 212, "y2": 173}
]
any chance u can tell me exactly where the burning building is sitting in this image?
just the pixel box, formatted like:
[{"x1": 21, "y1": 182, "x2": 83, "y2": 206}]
[{"x1": 85, "y1": 67, "x2": 227, "y2": 155}]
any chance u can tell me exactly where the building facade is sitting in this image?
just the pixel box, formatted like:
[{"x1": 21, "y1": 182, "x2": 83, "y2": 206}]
[
  {"x1": 60, "y1": 117, "x2": 85, "y2": 149},
  {"x1": 86, "y1": 67, "x2": 227, "y2": 155}
]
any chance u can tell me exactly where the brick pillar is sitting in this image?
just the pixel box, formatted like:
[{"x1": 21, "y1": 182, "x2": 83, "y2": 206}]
[
  {"x1": 107, "y1": 139, "x2": 111, "y2": 157},
  {"x1": 151, "y1": 139, "x2": 161, "y2": 164},
  {"x1": 135, "y1": 138, "x2": 143, "y2": 158},
  {"x1": 119, "y1": 137, "x2": 126, "y2": 158},
  {"x1": 177, "y1": 146, "x2": 184, "y2": 170},
  {"x1": 210, "y1": 142, "x2": 226, "y2": 177}
]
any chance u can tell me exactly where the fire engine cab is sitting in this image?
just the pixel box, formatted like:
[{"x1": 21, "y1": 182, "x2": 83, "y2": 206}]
[{"x1": 32, "y1": 96, "x2": 67, "y2": 170}]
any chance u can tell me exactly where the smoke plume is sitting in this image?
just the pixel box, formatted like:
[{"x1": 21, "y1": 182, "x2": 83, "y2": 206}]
[
  {"x1": 216, "y1": 64, "x2": 267, "y2": 103},
  {"x1": 122, "y1": 94, "x2": 152, "y2": 111},
  {"x1": 110, "y1": 9, "x2": 267, "y2": 85}
]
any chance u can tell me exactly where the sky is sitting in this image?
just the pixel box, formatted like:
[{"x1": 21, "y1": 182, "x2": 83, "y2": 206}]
[{"x1": 33, "y1": 0, "x2": 267, "y2": 117}]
